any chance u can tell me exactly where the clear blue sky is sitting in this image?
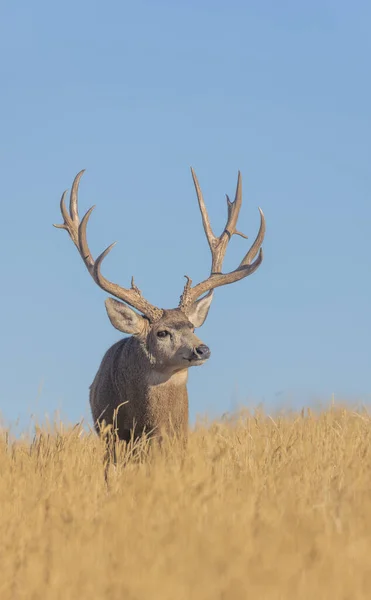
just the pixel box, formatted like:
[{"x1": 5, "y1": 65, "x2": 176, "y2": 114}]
[{"x1": 1, "y1": 1, "x2": 370, "y2": 430}]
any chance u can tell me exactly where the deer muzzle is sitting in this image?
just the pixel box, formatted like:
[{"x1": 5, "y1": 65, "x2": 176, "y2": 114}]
[{"x1": 191, "y1": 344, "x2": 211, "y2": 361}]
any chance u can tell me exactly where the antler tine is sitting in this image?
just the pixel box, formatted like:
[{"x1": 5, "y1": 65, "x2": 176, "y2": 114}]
[
  {"x1": 53, "y1": 191, "x2": 71, "y2": 230},
  {"x1": 240, "y1": 207, "x2": 266, "y2": 267},
  {"x1": 54, "y1": 170, "x2": 163, "y2": 322},
  {"x1": 69, "y1": 169, "x2": 85, "y2": 223},
  {"x1": 78, "y1": 205, "x2": 96, "y2": 272},
  {"x1": 179, "y1": 170, "x2": 265, "y2": 312},
  {"x1": 190, "y1": 168, "x2": 217, "y2": 251},
  {"x1": 225, "y1": 171, "x2": 244, "y2": 236}
]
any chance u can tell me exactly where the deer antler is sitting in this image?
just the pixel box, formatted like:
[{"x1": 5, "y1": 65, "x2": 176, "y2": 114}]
[
  {"x1": 54, "y1": 170, "x2": 163, "y2": 322},
  {"x1": 179, "y1": 169, "x2": 265, "y2": 312}
]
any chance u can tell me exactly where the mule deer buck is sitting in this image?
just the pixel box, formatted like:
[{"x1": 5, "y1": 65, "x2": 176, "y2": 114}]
[{"x1": 54, "y1": 169, "x2": 265, "y2": 444}]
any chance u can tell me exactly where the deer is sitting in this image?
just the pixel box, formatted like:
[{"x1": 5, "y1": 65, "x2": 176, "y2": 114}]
[{"x1": 54, "y1": 168, "x2": 265, "y2": 446}]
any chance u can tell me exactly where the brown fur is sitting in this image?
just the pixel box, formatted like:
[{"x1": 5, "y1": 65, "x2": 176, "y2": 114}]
[{"x1": 89, "y1": 308, "x2": 210, "y2": 443}]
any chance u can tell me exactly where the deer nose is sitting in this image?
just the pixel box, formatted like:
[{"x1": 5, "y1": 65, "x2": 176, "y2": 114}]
[{"x1": 194, "y1": 344, "x2": 211, "y2": 360}]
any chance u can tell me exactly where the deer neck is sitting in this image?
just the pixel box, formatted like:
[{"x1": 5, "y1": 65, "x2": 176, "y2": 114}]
[
  {"x1": 123, "y1": 337, "x2": 189, "y2": 435},
  {"x1": 146, "y1": 368, "x2": 189, "y2": 387},
  {"x1": 144, "y1": 367, "x2": 189, "y2": 438}
]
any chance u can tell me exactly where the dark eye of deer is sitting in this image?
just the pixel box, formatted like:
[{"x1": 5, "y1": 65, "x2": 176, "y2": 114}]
[{"x1": 157, "y1": 330, "x2": 169, "y2": 338}]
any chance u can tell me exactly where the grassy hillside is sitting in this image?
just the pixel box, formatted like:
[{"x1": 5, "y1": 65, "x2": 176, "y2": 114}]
[{"x1": 2, "y1": 406, "x2": 371, "y2": 599}]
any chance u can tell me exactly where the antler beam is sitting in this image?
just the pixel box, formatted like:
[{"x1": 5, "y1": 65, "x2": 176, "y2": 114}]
[
  {"x1": 54, "y1": 170, "x2": 163, "y2": 322},
  {"x1": 179, "y1": 169, "x2": 265, "y2": 312}
]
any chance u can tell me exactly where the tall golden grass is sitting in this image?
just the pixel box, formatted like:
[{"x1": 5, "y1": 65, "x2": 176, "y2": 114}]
[{"x1": 2, "y1": 405, "x2": 371, "y2": 599}]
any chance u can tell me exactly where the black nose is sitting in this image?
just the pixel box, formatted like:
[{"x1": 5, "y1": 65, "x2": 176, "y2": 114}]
[{"x1": 194, "y1": 344, "x2": 211, "y2": 360}]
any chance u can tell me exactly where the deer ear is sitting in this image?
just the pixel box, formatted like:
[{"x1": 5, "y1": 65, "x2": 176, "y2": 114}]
[
  {"x1": 105, "y1": 298, "x2": 147, "y2": 335},
  {"x1": 187, "y1": 291, "x2": 214, "y2": 328}
]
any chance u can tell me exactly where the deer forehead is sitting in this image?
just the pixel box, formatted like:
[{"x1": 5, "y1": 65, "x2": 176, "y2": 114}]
[{"x1": 153, "y1": 310, "x2": 194, "y2": 331}]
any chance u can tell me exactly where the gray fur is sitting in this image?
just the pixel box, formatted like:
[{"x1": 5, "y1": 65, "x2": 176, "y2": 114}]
[{"x1": 90, "y1": 298, "x2": 213, "y2": 442}]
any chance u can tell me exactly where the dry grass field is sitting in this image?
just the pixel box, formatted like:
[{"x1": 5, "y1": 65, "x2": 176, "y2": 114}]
[{"x1": 2, "y1": 405, "x2": 371, "y2": 599}]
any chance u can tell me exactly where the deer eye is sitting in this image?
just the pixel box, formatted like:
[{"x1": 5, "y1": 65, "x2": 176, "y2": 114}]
[{"x1": 157, "y1": 330, "x2": 170, "y2": 338}]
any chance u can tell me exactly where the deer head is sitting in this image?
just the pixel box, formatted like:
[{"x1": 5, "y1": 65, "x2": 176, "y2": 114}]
[{"x1": 54, "y1": 169, "x2": 265, "y2": 373}]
